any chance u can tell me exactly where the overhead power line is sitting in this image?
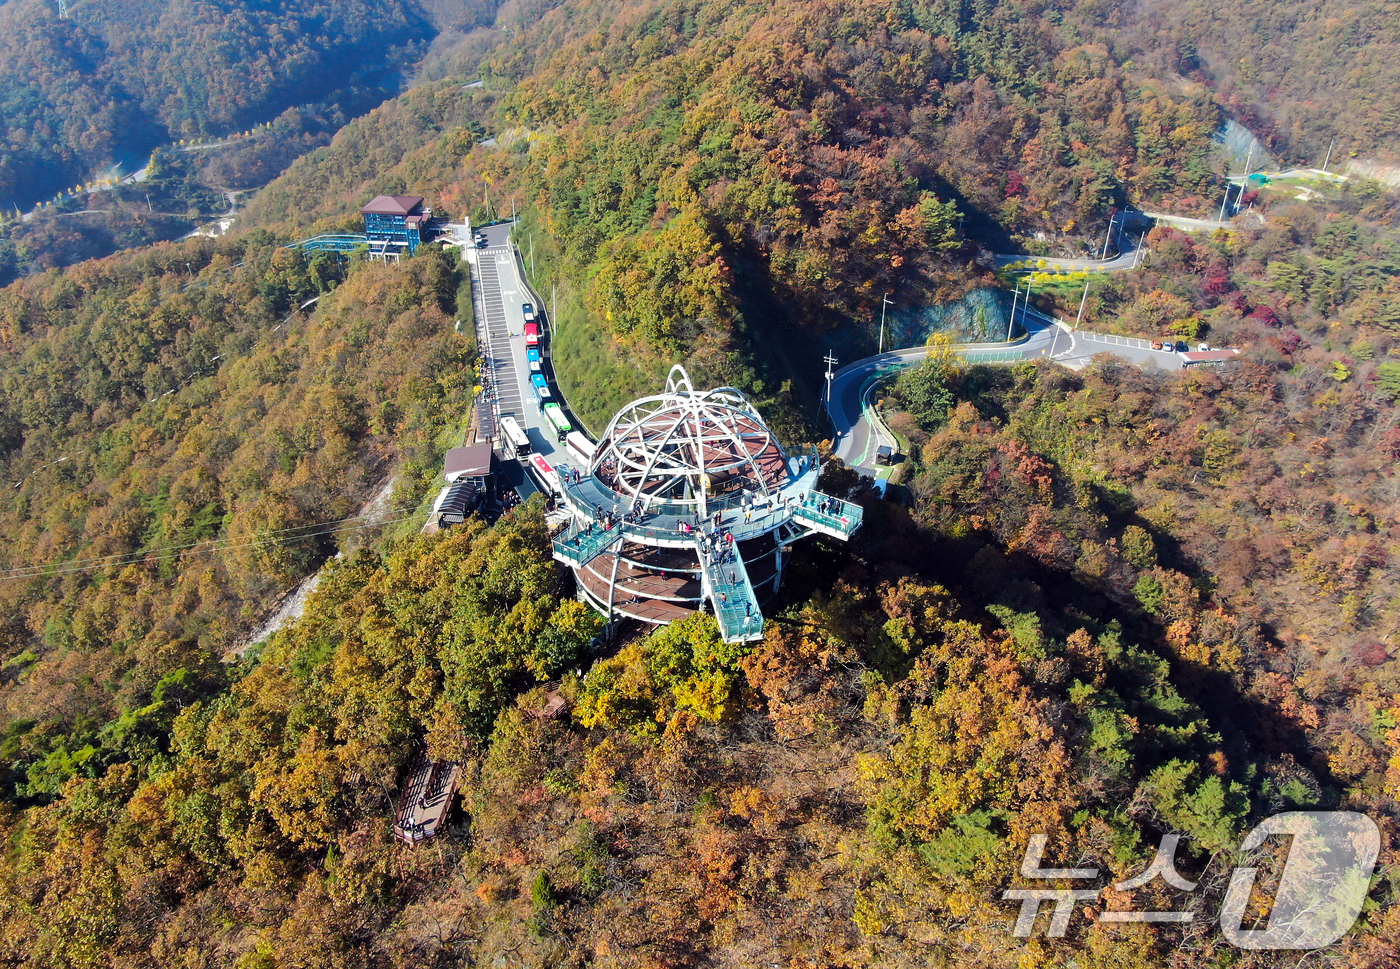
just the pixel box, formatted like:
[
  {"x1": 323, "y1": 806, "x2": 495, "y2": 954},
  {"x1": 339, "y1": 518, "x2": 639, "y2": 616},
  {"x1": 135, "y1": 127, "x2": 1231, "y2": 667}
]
[{"x1": 0, "y1": 505, "x2": 430, "y2": 583}]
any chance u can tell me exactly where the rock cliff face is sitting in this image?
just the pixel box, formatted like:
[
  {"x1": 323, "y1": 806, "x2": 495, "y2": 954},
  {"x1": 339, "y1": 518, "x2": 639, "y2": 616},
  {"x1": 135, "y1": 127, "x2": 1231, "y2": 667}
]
[{"x1": 1345, "y1": 158, "x2": 1400, "y2": 189}]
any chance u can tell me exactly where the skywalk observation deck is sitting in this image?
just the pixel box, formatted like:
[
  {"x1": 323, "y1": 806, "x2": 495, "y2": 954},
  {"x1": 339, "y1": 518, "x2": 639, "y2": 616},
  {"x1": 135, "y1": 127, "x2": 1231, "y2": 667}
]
[{"x1": 550, "y1": 366, "x2": 863, "y2": 643}]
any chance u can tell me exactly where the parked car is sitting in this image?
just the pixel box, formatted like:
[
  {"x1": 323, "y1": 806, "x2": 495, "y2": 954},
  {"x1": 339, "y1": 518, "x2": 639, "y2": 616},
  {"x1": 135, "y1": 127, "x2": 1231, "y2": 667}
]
[
  {"x1": 523, "y1": 302, "x2": 536, "y2": 322},
  {"x1": 1175, "y1": 340, "x2": 1189, "y2": 352},
  {"x1": 1198, "y1": 342, "x2": 1210, "y2": 351},
  {"x1": 1151, "y1": 340, "x2": 1164, "y2": 350},
  {"x1": 474, "y1": 233, "x2": 487, "y2": 248}
]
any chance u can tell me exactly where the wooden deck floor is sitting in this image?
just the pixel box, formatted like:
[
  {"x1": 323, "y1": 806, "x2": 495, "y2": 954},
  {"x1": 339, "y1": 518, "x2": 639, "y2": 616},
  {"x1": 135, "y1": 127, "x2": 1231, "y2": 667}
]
[
  {"x1": 576, "y1": 566, "x2": 699, "y2": 623},
  {"x1": 394, "y1": 756, "x2": 460, "y2": 845}
]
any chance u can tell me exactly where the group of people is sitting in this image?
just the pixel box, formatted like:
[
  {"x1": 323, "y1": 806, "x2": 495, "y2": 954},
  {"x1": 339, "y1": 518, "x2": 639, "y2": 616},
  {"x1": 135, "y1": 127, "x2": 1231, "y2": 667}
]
[
  {"x1": 697, "y1": 527, "x2": 736, "y2": 566},
  {"x1": 590, "y1": 506, "x2": 621, "y2": 533},
  {"x1": 500, "y1": 487, "x2": 521, "y2": 513}
]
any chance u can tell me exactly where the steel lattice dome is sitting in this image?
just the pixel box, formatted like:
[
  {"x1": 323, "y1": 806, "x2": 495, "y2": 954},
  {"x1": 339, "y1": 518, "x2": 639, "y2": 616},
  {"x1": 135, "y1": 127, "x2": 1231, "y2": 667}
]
[{"x1": 590, "y1": 366, "x2": 789, "y2": 512}]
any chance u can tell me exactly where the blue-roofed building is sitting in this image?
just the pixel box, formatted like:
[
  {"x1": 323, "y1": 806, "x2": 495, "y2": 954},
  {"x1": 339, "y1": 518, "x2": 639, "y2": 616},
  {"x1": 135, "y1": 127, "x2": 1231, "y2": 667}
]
[{"x1": 362, "y1": 195, "x2": 432, "y2": 255}]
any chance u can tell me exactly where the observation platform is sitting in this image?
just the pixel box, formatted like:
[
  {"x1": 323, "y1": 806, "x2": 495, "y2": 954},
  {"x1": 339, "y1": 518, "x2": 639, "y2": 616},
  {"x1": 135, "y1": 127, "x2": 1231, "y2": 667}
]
[
  {"x1": 394, "y1": 756, "x2": 460, "y2": 845},
  {"x1": 551, "y1": 365, "x2": 863, "y2": 643},
  {"x1": 694, "y1": 533, "x2": 763, "y2": 642}
]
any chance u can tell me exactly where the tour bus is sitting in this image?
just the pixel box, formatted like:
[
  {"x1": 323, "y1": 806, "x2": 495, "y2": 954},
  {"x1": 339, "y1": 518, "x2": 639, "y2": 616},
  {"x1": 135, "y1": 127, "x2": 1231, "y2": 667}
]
[
  {"x1": 527, "y1": 453, "x2": 562, "y2": 497},
  {"x1": 565, "y1": 431, "x2": 596, "y2": 467},
  {"x1": 499, "y1": 415, "x2": 532, "y2": 456},
  {"x1": 527, "y1": 346, "x2": 542, "y2": 372},
  {"x1": 542, "y1": 402, "x2": 571, "y2": 442},
  {"x1": 524, "y1": 322, "x2": 540, "y2": 347}
]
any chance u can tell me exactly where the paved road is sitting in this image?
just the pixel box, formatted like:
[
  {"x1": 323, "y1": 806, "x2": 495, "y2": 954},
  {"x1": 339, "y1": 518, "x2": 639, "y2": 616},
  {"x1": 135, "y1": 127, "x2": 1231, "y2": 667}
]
[
  {"x1": 457, "y1": 221, "x2": 1179, "y2": 480},
  {"x1": 457, "y1": 222, "x2": 570, "y2": 466},
  {"x1": 1140, "y1": 210, "x2": 1232, "y2": 232},
  {"x1": 828, "y1": 309, "x2": 1183, "y2": 471},
  {"x1": 1228, "y1": 167, "x2": 1348, "y2": 185},
  {"x1": 994, "y1": 238, "x2": 1143, "y2": 273},
  {"x1": 994, "y1": 203, "x2": 1246, "y2": 272}
]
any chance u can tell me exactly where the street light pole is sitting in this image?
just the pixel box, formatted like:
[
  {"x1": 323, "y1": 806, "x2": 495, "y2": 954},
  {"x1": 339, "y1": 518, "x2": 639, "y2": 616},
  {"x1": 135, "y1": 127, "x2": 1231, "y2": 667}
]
[
  {"x1": 823, "y1": 351, "x2": 837, "y2": 414},
  {"x1": 1075, "y1": 276, "x2": 1092, "y2": 327},
  {"x1": 1100, "y1": 214, "x2": 1118, "y2": 260},
  {"x1": 878, "y1": 293, "x2": 892, "y2": 354},
  {"x1": 1007, "y1": 283, "x2": 1020, "y2": 342}
]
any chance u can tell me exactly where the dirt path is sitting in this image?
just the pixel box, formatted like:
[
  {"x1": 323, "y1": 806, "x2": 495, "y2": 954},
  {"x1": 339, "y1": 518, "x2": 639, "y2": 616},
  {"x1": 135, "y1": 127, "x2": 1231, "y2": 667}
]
[{"x1": 229, "y1": 473, "x2": 397, "y2": 659}]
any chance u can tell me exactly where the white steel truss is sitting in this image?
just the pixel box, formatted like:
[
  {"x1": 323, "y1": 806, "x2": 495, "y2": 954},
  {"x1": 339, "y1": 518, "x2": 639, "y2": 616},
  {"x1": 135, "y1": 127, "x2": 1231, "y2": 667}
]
[{"x1": 592, "y1": 366, "x2": 785, "y2": 515}]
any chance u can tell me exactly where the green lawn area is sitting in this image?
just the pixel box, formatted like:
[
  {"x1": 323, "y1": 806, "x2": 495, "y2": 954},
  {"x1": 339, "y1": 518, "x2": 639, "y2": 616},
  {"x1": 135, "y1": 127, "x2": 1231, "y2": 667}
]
[{"x1": 515, "y1": 207, "x2": 667, "y2": 437}]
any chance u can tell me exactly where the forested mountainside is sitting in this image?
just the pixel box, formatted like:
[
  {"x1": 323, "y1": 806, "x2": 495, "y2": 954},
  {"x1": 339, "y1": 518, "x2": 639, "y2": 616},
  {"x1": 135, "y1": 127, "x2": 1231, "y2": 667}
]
[
  {"x1": 250, "y1": 0, "x2": 1231, "y2": 428},
  {"x1": 0, "y1": 241, "x2": 470, "y2": 801},
  {"x1": 0, "y1": 0, "x2": 458, "y2": 207},
  {"x1": 0, "y1": 0, "x2": 1398, "y2": 965},
  {"x1": 1104, "y1": 0, "x2": 1400, "y2": 163}
]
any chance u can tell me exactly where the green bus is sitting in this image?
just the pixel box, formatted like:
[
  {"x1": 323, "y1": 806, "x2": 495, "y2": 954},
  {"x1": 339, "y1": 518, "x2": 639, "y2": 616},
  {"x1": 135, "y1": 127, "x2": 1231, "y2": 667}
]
[{"x1": 542, "y1": 402, "x2": 571, "y2": 441}]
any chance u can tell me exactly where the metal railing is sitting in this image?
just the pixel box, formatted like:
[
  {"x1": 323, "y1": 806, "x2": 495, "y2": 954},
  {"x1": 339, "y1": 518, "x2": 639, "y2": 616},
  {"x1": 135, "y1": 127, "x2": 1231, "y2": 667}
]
[
  {"x1": 961, "y1": 348, "x2": 1026, "y2": 363},
  {"x1": 694, "y1": 533, "x2": 764, "y2": 642},
  {"x1": 551, "y1": 520, "x2": 622, "y2": 567},
  {"x1": 584, "y1": 448, "x2": 821, "y2": 516},
  {"x1": 286, "y1": 233, "x2": 370, "y2": 252},
  {"x1": 554, "y1": 450, "x2": 826, "y2": 548},
  {"x1": 792, "y1": 492, "x2": 863, "y2": 538}
]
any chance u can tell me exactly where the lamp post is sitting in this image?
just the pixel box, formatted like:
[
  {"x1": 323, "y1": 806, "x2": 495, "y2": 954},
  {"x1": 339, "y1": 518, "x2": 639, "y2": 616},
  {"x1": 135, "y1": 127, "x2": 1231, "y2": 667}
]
[
  {"x1": 1075, "y1": 276, "x2": 1091, "y2": 327},
  {"x1": 1100, "y1": 213, "x2": 1118, "y2": 260},
  {"x1": 878, "y1": 293, "x2": 893, "y2": 354}
]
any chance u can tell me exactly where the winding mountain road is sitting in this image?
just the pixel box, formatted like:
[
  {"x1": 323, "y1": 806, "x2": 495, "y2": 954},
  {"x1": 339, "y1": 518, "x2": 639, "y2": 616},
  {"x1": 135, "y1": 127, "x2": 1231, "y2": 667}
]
[
  {"x1": 828, "y1": 309, "x2": 1183, "y2": 472},
  {"x1": 994, "y1": 238, "x2": 1143, "y2": 273}
]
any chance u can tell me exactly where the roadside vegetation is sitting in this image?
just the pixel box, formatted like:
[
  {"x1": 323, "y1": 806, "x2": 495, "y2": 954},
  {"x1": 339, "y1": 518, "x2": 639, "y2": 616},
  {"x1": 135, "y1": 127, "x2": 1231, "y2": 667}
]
[{"x1": 0, "y1": 0, "x2": 1398, "y2": 965}]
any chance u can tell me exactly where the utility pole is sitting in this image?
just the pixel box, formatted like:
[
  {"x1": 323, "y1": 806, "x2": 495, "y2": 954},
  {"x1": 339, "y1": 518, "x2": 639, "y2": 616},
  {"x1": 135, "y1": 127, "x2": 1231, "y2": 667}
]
[
  {"x1": 1100, "y1": 213, "x2": 1117, "y2": 260},
  {"x1": 878, "y1": 293, "x2": 892, "y2": 354},
  {"x1": 1218, "y1": 161, "x2": 1231, "y2": 222},
  {"x1": 823, "y1": 351, "x2": 837, "y2": 413},
  {"x1": 1075, "y1": 276, "x2": 1092, "y2": 327},
  {"x1": 57, "y1": 0, "x2": 68, "y2": 19},
  {"x1": 552, "y1": 283, "x2": 557, "y2": 328},
  {"x1": 1007, "y1": 283, "x2": 1020, "y2": 342},
  {"x1": 1322, "y1": 138, "x2": 1335, "y2": 173},
  {"x1": 529, "y1": 234, "x2": 534, "y2": 277},
  {"x1": 511, "y1": 197, "x2": 515, "y2": 224}
]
